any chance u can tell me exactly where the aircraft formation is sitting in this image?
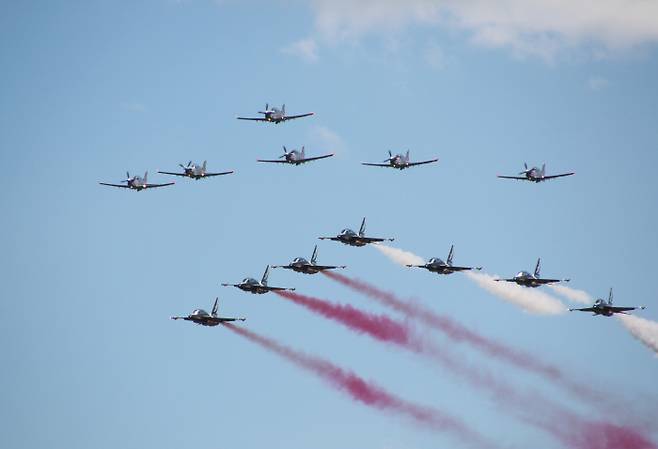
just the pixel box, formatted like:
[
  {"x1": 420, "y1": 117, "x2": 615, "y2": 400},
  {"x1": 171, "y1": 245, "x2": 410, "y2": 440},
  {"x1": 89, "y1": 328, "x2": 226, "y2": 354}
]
[{"x1": 99, "y1": 103, "x2": 646, "y2": 323}]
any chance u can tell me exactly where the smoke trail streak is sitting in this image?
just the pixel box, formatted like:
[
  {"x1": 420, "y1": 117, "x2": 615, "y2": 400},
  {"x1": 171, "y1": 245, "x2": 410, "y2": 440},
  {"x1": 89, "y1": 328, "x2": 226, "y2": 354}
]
[
  {"x1": 321, "y1": 271, "x2": 647, "y2": 422},
  {"x1": 274, "y1": 291, "x2": 657, "y2": 448},
  {"x1": 464, "y1": 271, "x2": 567, "y2": 315},
  {"x1": 373, "y1": 244, "x2": 425, "y2": 266},
  {"x1": 222, "y1": 323, "x2": 496, "y2": 449},
  {"x1": 547, "y1": 284, "x2": 593, "y2": 304},
  {"x1": 617, "y1": 314, "x2": 658, "y2": 356}
]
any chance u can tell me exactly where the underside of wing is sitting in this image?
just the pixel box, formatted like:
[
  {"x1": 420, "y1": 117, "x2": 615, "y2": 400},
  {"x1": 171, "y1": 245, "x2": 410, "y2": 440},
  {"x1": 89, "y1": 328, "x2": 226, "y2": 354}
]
[
  {"x1": 145, "y1": 182, "x2": 175, "y2": 189},
  {"x1": 283, "y1": 112, "x2": 314, "y2": 120},
  {"x1": 543, "y1": 172, "x2": 575, "y2": 180},
  {"x1": 407, "y1": 159, "x2": 439, "y2": 167},
  {"x1": 359, "y1": 237, "x2": 387, "y2": 243},
  {"x1": 610, "y1": 306, "x2": 637, "y2": 313},
  {"x1": 237, "y1": 117, "x2": 267, "y2": 121},
  {"x1": 497, "y1": 175, "x2": 528, "y2": 180},
  {"x1": 534, "y1": 278, "x2": 562, "y2": 284},
  {"x1": 362, "y1": 163, "x2": 392, "y2": 167},
  {"x1": 313, "y1": 265, "x2": 342, "y2": 271},
  {"x1": 570, "y1": 307, "x2": 596, "y2": 312},
  {"x1": 99, "y1": 182, "x2": 130, "y2": 188},
  {"x1": 299, "y1": 154, "x2": 334, "y2": 163},
  {"x1": 204, "y1": 171, "x2": 234, "y2": 177},
  {"x1": 157, "y1": 171, "x2": 187, "y2": 177},
  {"x1": 257, "y1": 159, "x2": 289, "y2": 164},
  {"x1": 449, "y1": 266, "x2": 474, "y2": 272}
]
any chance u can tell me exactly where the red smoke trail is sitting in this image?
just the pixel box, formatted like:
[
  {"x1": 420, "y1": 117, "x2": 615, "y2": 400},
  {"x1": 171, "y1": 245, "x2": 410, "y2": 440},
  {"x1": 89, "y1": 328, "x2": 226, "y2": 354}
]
[
  {"x1": 280, "y1": 288, "x2": 657, "y2": 449},
  {"x1": 222, "y1": 323, "x2": 496, "y2": 449},
  {"x1": 322, "y1": 271, "x2": 609, "y2": 408}
]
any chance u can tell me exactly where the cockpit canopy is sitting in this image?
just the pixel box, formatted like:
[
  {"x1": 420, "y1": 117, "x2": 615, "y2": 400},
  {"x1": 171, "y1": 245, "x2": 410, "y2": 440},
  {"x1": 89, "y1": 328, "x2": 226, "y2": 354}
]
[
  {"x1": 243, "y1": 277, "x2": 259, "y2": 285},
  {"x1": 340, "y1": 228, "x2": 356, "y2": 236},
  {"x1": 293, "y1": 257, "x2": 308, "y2": 264},
  {"x1": 192, "y1": 309, "x2": 209, "y2": 317},
  {"x1": 516, "y1": 271, "x2": 532, "y2": 278},
  {"x1": 429, "y1": 258, "x2": 445, "y2": 265},
  {"x1": 594, "y1": 299, "x2": 604, "y2": 306}
]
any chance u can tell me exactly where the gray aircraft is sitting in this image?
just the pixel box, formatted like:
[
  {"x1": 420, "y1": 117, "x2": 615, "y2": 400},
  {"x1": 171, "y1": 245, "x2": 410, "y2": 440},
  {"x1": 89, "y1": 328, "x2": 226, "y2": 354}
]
[
  {"x1": 362, "y1": 150, "x2": 438, "y2": 170},
  {"x1": 498, "y1": 163, "x2": 574, "y2": 183},
  {"x1": 221, "y1": 265, "x2": 295, "y2": 294},
  {"x1": 171, "y1": 297, "x2": 245, "y2": 326},
  {"x1": 406, "y1": 245, "x2": 482, "y2": 275},
  {"x1": 158, "y1": 161, "x2": 234, "y2": 180},
  {"x1": 495, "y1": 258, "x2": 569, "y2": 288},
  {"x1": 569, "y1": 288, "x2": 646, "y2": 316},
  {"x1": 99, "y1": 171, "x2": 174, "y2": 191},
  {"x1": 257, "y1": 146, "x2": 334, "y2": 166},
  {"x1": 319, "y1": 217, "x2": 394, "y2": 247},
  {"x1": 236, "y1": 104, "x2": 314, "y2": 124},
  {"x1": 272, "y1": 245, "x2": 346, "y2": 274}
]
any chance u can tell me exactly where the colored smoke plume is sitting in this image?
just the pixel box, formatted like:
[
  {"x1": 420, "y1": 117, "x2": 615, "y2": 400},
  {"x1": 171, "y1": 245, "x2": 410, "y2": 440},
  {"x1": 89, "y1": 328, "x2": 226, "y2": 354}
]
[
  {"x1": 373, "y1": 244, "x2": 425, "y2": 266},
  {"x1": 222, "y1": 323, "x2": 496, "y2": 449}
]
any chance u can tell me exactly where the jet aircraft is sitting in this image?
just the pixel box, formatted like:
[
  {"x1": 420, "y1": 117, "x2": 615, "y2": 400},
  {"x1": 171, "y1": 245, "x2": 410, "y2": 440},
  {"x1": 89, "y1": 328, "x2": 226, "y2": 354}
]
[
  {"x1": 171, "y1": 297, "x2": 245, "y2": 326},
  {"x1": 272, "y1": 245, "x2": 346, "y2": 274},
  {"x1": 221, "y1": 265, "x2": 295, "y2": 294},
  {"x1": 406, "y1": 245, "x2": 482, "y2": 275},
  {"x1": 257, "y1": 146, "x2": 334, "y2": 166},
  {"x1": 158, "y1": 161, "x2": 234, "y2": 180},
  {"x1": 236, "y1": 104, "x2": 314, "y2": 124},
  {"x1": 498, "y1": 163, "x2": 574, "y2": 183},
  {"x1": 99, "y1": 171, "x2": 174, "y2": 191},
  {"x1": 569, "y1": 288, "x2": 646, "y2": 316},
  {"x1": 362, "y1": 150, "x2": 438, "y2": 170},
  {"x1": 319, "y1": 217, "x2": 394, "y2": 247},
  {"x1": 495, "y1": 258, "x2": 569, "y2": 288}
]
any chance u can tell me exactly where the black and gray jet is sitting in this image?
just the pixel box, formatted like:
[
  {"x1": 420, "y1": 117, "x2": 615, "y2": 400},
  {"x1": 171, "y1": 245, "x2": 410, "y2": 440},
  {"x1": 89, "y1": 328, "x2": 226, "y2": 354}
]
[
  {"x1": 171, "y1": 297, "x2": 245, "y2": 326},
  {"x1": 569, "y1": 288, "x2": 646, "y2": 316},
  {"x1": 319, "y1": 217, "x2": 394, "y2": 247},
  {"x1": 272, "y1": 245, "x2": 346, "y2": 274},
  {"x1": 406, "y1": 245, "x2": 482, "y2": 275},
  {"x1": 495, "y1": 258, "x2": 569, "y2": 288},
  {"x1": 222, "y1": 265, "x2": 295, "y2": 294}
]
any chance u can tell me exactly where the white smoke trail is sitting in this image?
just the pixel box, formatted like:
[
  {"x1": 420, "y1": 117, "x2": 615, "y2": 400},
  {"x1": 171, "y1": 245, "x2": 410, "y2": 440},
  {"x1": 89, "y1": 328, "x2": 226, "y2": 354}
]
[
  {"x1": 547, "y1": 284, "x2": 593, "y2": 304},
  {"x1": 616, "y1": 314, "x2": 658, "y2": 356},
  {"x1": 464, "y1": 271, "x2": 567, "y2": 315},
  {"x1": 374, "y1": 244, "x2": 425, "y2": 266}
]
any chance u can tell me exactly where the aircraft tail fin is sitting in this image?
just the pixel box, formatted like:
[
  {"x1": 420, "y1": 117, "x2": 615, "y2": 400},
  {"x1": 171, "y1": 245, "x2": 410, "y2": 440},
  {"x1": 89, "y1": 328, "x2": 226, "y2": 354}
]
[
  {"x1": 282, "y1": 104, "x2": 285, "y2": 115},
  {"x1": 608, "y1": 288, "x2": 614, "y2": 305},
  {"x1": 311, "y1": 245, "x2": 318, "y2": 264},
  {"x1": 534, "y1": 258, "x2": 541, "y2": 277},
  {"x1": 202, "y1": 160, "x2": 207, "y2": 172},
  {"x1": 212, "y1": 297, "x2": 219, "y2": 317},
  {"x1": 405, "y1": 150, "x2": 410, "y2": 163},
  {"x1": 541, "y1": 163, "x2": 546, "y2": 177},
  {"x1": 261, "y1": 265, "x2": 270, "y2": 285},
  {"x1": 301, "y1": 146, "x2": 305, "y2": 159},
  {"x1": 447, "y1": 245, "x2": 454, "y2": 266},
  {"x1": 359, "y1": 217, "x2": 367, "y2": 237},
  {"x1": 144, "y1": 171, "x2": 148, "y2": 184}
]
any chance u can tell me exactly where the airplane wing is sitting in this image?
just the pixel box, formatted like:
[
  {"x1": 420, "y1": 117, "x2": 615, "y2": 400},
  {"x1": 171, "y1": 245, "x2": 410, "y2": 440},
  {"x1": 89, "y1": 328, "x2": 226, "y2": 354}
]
[
  {"x1": 313, "y1": 265, "x2": 346, "y2": 271},
  {"x1": 318, "y1": 237, "x2": 341, "y2": 241},
  {"x1": 448, "y1": 266, "x2": 478, "y2": 272},
  {"x1": 282, "y1": 112, "x2": 314, "y2": 121},
  {"x1": 237, "y1": 116, "x2": 268, "y2": 121},
  {"x1": 99, "y1": 182, "x2": 130, "y2": 188},
  {"x1": 266, "y1": 286, "x2": 296, "y2": 291},
  {"x1": 204, "y1": 171, "x2": 234, "y2": 177},
  {"x1": 533, "y1": 278, "x2": 567, "y2": 285},
  {"x1": 609, "y1": 306, "x2": 642, "y2": 313},
  {"x1": 157, "y1": 171, "x2": 187, "y2": 177},
  {"x1": 494, "y1": 278, "x2": 517, "y2": 282},
  {"x1": 214, "y1": 317, "x2": 246, "y2": 323},
  {"x1": 144, "y1": 182, "x2": 175, "y2": 189},
  {"x1": 405, "y1": 264, "x2": 427, "y2": 268},
  {"x1": 362, "y1": 162, "x2": 393, "y2": 168},
  {"x1": 407, "y1": 158, "x2": 439, "y2": 167},
  {"x1": 543, "y1": 172, "x2": 575, "y2": 180},
  {"x1": 569, "y1": 307, "x2": 597, "y2": 313},
  {"x1": 497, "y1": 175, "x2": 528, "y2": 181},
  {"x1": 257, "y1": 159, "x2": 290, "y2": 164},
  {"x1": 298, "y1": 153, "x2": 334, "y2": 163},
  {"x1": 358, "y1": 237, "x2": 394, "y2": 244}
]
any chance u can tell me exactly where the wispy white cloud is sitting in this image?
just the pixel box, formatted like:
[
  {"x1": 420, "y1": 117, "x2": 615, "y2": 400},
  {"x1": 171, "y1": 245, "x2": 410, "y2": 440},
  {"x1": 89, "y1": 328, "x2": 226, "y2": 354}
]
[
  {"x1": 307, "y1": 125, "x2": 347, "y2": 156},
  {"x1": 587, "y1": 76, "x2": 610, "y2": 91},
  {"x1": 281, "y1": 38, "x2": 319, "y2": 63},
  {"x1": 423, "y1": 39, "x2": 447, "y2": 69},
  {"x1": 305, "y1": 0, "x2": 658, "y2": 60}
]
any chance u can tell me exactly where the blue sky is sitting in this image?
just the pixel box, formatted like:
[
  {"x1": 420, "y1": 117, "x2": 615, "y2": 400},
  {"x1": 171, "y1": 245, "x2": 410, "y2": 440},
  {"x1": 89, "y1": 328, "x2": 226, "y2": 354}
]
[{"x1": 1, "y1": 2, "x2": 657, "y2": 448}]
